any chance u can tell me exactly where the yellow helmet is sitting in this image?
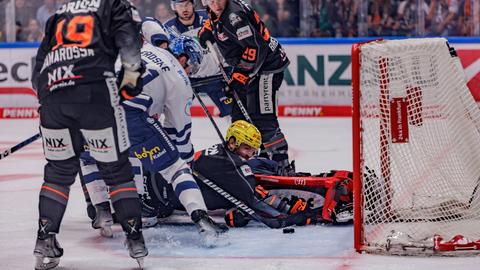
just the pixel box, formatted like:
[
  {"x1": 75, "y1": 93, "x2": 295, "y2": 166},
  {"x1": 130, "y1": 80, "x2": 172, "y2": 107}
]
[{"x1": 226, "y1": 120, "x2": 262, "y2": 150}]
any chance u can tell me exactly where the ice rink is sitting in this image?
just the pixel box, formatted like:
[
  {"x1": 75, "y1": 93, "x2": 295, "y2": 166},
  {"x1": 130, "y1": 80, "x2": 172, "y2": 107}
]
[{"x1": 1, "y1": 117, "x2": 479, "y2": 270}]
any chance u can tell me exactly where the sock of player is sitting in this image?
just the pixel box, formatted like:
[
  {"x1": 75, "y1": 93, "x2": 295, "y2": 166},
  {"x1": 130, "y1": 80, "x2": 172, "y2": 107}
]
[{"x1": 160, "y1": 159, "x2": 207, "y2": 216}]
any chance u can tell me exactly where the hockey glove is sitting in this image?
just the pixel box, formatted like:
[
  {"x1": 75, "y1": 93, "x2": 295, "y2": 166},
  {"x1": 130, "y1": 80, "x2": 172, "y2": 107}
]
[
  {"x1": 198, "y1": 19, "x2": 214, "y2": 49},
  {"x1": 224, "y1": 208, "x2": 251, "y2": 227},
  {"x1": 228, "y1": 71, "x2": 249, "y2": 93},
  {"x1": 117, "y1": 63, "x2": 145, "y2": 101}
]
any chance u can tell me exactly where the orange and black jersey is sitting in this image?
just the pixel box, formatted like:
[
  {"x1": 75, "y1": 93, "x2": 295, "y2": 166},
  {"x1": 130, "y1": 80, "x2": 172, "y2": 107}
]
[
  {"x1": 193, "y1": 143, "x2": 257, "y2": 207},
  {"x1": 204, "y1": 0, "x2": 289, "y2": 82},
  {"x1": 32, "y1": 0, "x2": 142, "y2": 103}
]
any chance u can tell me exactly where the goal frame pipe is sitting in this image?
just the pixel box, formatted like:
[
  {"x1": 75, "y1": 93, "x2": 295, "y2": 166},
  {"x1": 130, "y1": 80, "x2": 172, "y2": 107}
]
[
  {"x1": 351, "y1": 43, "x2": 363, "y2": 253},
  {"x1": 352, "y1": 39, "x2": 384, "y2": 253}
]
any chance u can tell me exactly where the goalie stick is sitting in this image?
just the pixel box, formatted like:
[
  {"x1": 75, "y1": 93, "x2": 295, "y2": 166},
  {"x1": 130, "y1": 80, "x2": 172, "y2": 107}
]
[{"x1": 0, "y1": 133, "x2": 41, "y2": 161}]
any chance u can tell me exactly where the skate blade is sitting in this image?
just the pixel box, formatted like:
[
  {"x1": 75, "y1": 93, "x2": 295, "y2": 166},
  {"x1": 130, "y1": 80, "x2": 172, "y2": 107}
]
[
  {"x1": 100, "y1": 226, "x2": 113, "y2": 238},
  {"x1": 35, "y1": 255, "x2": 60, "y2": 270},
  {"x1": 136, "y1": 257, "x2": 144, "y2": 269}
]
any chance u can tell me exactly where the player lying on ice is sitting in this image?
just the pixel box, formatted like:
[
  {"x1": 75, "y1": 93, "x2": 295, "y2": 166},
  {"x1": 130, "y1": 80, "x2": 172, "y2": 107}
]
[{"x1": 141, "y1": 120, "x2": 354, "y2": 229}]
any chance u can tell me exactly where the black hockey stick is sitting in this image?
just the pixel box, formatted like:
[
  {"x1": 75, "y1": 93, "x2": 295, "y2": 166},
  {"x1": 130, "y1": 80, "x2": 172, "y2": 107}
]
[
  {"x1": 189, "y1": 85, "x2": 289, "y2": 229},
  {"x1": 0, "y1": 133, "x2": 41, "y2": 161},
  {"x1": 206, "y1": 41, "x2": 253, "y2": 123},
  {"x1": 190, "y1": 75, "x2": 224, "y2": 89},
  {"x1": 192, "y1": 171, "x2": 286, "y2": 229},
  {"x1": 190, "y1": 86, "x2": 226, "y2": 142}
]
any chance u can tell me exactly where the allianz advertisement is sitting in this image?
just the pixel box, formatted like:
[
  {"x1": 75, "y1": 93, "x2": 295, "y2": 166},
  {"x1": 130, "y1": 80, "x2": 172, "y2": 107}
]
[{"x1": 0, "y1": 40, "x2": 479, "y2": 118}]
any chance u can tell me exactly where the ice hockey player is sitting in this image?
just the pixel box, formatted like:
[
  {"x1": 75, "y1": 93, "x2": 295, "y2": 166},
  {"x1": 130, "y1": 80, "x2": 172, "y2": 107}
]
[
  {"x1": 142, "y1": 120, "x2": 354, "y2": 229},
  {"x1": 198, "y1": 0, "x2": 292, "y2": 172},
  {"x1": 31, "y1": 0, "x2": 148, "y2": 269},
  {"x1": 164, "y1": 1, "x2": 233, "y2": 118},
  {"x1": 79, "y1": 18, "x2": 228, "y2": 242}
]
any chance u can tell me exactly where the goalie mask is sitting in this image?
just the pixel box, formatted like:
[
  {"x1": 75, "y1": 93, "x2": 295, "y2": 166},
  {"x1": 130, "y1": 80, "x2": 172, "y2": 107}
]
[
  {"x1": 226, "y1": 120, "x2": 262, "y2": 150},
  {"x1": 141, "y1": 17, "x2": 171, "y2": 48}
]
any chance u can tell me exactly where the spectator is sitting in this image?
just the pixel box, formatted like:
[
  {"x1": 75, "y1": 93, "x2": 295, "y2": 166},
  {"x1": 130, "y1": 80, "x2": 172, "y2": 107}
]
[
  {"x1": 397, "y1": 0, "x2": 429, "y2": 36},
  {"x1": 275, "y1": 0, "x2": 300, "y2": 37},
  {"x1": 251, "y1": 0, "x2": 280, "y2": 36},
  {"x1": 333, "y1": 0, "x2": 358, "y2": 37},
  {"x1": 36, "y1": 0, "x2": 58, "y2": 32},
  {"x1": 310, "y1": 0, "x2": 335, "y2": 37},
  {"x1": 367, "y1": 0, "x2": 398, "y2": 36},
  {"x1": 426, "y1": 0, "x2": 459, "y2": 36},
  {"x1": 15, "y1": 0, "x2": 37, "y2": 29},
  {"x1": 16, "y1": 21, "x2": 27, "y2": 41},
  {"x1": 154, "y1": 2, "x2": 173, "y2": 23},
  {"x1": 25, "y1": 19, "x2": 43, "y2": 42},
  {"x1": 457, "y1": 0, "x2": 474, "y2": 36}
]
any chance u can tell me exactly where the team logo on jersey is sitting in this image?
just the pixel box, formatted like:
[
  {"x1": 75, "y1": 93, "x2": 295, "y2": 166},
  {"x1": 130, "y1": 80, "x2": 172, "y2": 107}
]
[
  {"x1": 240, "y1": 165, "x2": 253, "y2": 177},
  {"x1": 229, "y1": 13, "x2": 242, "y2": 26},
  {"x1": 236, "y1": 26, "x2": 252, "y2": 40},
  {"x1": 218, "y1": 32, "x2": 229, "y2": 41},
  {"x1": 134, "y1": 146, "x2": 162, "y2": 162}
]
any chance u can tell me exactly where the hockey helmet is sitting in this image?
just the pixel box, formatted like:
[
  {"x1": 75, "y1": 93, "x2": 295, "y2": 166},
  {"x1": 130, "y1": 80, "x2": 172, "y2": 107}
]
[
  {"x1": 170, "y1": 0, "x2": 195, "y2": 11},
  {"x1": 169, "y1": 35, "x2": 203, "y2": 74},
  {"x1": 141, "y1": 17, "x2": 171, "y2": 47},
  {"x1": 226, "y1": 120, "x2": 262, "y2": 150}
]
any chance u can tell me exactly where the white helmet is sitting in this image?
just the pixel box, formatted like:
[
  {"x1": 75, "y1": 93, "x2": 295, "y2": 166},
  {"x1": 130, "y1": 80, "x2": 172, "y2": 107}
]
[
  {"x1": 170, "y1": 0, "x2": 195, "y2": 11},
  {"x1": 141, "y1": 17, "x2": 171, "y2": 47}
]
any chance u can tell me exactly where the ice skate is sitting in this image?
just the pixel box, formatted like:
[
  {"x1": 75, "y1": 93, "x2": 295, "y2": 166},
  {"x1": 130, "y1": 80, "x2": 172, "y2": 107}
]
[
  {"x1": 191, "y1": 210, "x2": 229, "y2": 247},
  {"x1": 121, "y1": 217, "x2": 148, "y2": 268},
  {"x1": 92, "y1": 202, "x2": 113, "y2": 238},
  {"x1": 125, "y1": 234, "x2": 148, "y2": 269},
  {"x1": 33, "y1": 234, "x2": 63, "y2": 270}
]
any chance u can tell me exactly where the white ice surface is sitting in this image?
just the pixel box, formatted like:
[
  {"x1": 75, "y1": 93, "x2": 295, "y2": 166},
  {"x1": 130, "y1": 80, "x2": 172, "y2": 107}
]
[{"x1": 0, "y1": 118, "x2": 479, "y2": 270}]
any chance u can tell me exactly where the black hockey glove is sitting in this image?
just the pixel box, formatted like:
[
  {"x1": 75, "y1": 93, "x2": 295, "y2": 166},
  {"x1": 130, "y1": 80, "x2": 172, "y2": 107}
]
[
  {"x1": 228, "y1": 71, "x2": 249, "y2": 92},
  {"x1": 198, "y1": 19, "x2": 215, "y2": 49},
  {"x1": 117, "y1": 63, "x2": 145, "y2": 101}
]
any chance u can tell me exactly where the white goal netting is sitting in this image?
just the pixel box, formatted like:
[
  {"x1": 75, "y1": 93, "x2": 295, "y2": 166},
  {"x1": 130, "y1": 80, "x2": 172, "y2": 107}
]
[{"x1": 354, "y1": 38, "x2": 480, "y2": 255}]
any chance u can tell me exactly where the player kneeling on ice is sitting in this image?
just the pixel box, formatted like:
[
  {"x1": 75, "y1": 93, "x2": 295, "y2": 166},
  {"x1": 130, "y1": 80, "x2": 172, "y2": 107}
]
[
  {"x1": 79, "y1": 19, "x2": 227, "y2": 241},
  {"x1": 141, "y1": 120, "x2": 354, "y2": 229}
]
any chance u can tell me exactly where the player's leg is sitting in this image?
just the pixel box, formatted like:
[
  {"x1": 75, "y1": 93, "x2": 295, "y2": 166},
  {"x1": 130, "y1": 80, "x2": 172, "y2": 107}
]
[
  {"x1": 127, "y1": 111, "x2": 227, "y2": 235},
  {"x1": 232, "y1": 72, "x2": 291, "y2": 172},
  {"x1": 79, "y1": 150, "x2": 113, "y2": 237},
  {"x1": 34, "y1": 104, "x2": 84, "y2": 270},
  {"x1": 80, "y1": 80, "x2": 147, "y2": 260}
]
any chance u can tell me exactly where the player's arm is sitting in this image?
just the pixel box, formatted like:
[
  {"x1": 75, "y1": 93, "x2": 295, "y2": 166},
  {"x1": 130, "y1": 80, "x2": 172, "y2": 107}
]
[{"x1": 111, "y1": 0, "x2": 144, "y2": 99}]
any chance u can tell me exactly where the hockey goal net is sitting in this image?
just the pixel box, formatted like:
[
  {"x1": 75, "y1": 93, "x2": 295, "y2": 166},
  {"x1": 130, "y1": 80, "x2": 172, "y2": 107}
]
[{"x1": 352, "y1": 38, "x2": 480, "y2": 256}]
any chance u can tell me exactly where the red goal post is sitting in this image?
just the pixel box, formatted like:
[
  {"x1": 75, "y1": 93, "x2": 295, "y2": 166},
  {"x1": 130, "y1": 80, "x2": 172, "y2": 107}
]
[{"x1": 352, "y1": 38, "x2": 480, "y2": 256}]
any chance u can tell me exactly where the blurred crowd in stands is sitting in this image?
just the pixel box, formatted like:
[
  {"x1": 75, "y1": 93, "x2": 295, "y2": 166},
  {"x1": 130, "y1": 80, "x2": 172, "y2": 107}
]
[{"x1": 0, "y1": 0, "x2": 478, "y2": 42}]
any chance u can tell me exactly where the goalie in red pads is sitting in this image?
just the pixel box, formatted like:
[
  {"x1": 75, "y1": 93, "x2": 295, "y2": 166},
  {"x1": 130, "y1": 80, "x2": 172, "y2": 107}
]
[{"x1": 143, "y1": 120, "x2": 353, "y2": 228}]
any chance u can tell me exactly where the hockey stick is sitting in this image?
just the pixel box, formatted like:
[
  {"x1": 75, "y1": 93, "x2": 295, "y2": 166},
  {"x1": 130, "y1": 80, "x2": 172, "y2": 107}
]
[
  {"x1": 192, "y1": 171, "x2": 287, "y2": 229},
  {"x1": 0, "y1": 133, "x2": 41, "y2": 161},
  {"x1": 206, "y1": 41, "x2": 253, "y2": 123},
  {"x1": 190, "y1": 75, "x2": 224, "y2": 89},
  {"x1": 189, "y1": 85, "x2": 289, "y2": 228}
]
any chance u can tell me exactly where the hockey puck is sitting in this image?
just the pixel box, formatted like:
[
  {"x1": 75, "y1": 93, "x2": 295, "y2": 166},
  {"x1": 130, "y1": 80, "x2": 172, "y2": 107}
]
[{"x1": 283, "y1": 228, "x2": 295, "y2": 234}]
